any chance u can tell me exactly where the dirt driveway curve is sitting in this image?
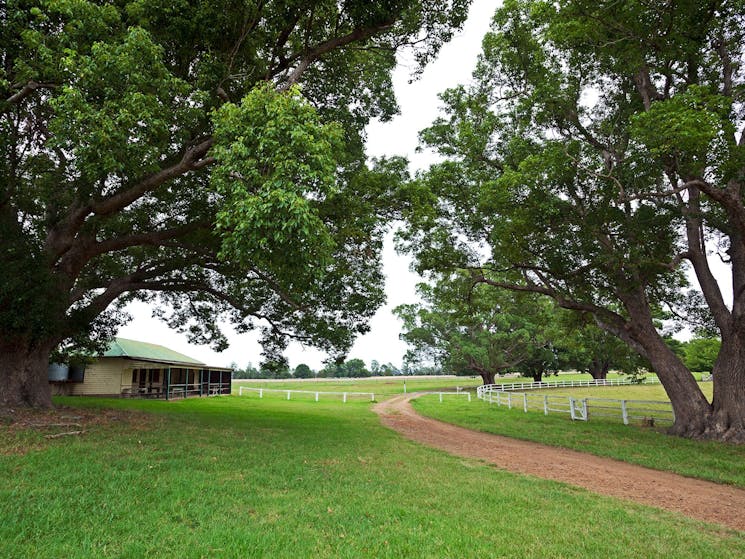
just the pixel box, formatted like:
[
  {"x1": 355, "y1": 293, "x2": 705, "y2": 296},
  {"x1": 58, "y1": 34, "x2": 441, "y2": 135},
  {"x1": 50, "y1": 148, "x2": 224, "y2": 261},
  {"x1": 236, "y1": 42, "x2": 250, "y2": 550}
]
[{"x1": 373, "y1": 393, "x2": 745, "y2": 532}]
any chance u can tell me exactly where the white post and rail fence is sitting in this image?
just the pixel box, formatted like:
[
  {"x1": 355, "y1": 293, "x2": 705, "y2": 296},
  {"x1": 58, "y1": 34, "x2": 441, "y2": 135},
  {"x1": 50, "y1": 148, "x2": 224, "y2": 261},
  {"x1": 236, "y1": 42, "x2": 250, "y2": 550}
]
[
  {"x1": 238, "y1": 386, "x2": 377, "y2": 402},
  {"x1": 237, "y1": 386, "x2": 473, "y2": 403},
  {"x1": 475, "y1": 379, "x2": 682, "y2": 426}
]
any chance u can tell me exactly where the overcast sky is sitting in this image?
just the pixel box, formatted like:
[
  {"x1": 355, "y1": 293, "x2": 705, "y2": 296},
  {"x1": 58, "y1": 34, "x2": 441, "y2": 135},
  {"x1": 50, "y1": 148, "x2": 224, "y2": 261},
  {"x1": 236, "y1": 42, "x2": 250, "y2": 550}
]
[{"x1": 118, "y1": 1, "x2": 501, "y2": 370}]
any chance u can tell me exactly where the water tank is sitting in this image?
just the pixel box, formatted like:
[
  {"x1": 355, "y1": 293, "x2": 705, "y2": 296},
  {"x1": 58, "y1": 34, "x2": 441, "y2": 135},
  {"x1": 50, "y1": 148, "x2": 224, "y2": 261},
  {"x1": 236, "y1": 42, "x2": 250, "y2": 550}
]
[{"x1": 47, "y1": 363, "x2": 69, "y2": 381}]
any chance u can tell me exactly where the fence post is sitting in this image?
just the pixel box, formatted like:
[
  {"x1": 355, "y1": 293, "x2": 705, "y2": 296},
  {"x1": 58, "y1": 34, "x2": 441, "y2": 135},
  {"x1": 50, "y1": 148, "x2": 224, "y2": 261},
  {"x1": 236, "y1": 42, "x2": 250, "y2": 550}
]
[
  {"x1": 507, "y1": 392, "x2": 512, "y2": 409},
  {"x1": 315, "y1": 392, "x2": 319, "y2": 402},
  {"x1": 343, "y1": 392, "x2": 347, "y2": 403},
  {"x1": 523, "y1": 393, "x2": 528, "y2": 413},
  {"x1": 239, "y1": 387, "x2": 243, "y2": 396},
  {"x1": 259, "y1": 388, "x2": 263, "y2": 399},
  {"x1": 439, "y1": 393, "x2": 443, "y2": 403},
  {"x1": 286, "y1": 390, "x2": 291, "y2": 400},
  {"x1": 371, "y1": 393, "x2": 375, "y2": 401},
  {"x1": 543, "y1": 395, "x2": 548, "y2": 415},
  {"x1": 582, "y1": 398, "x2": 588, "y2": 421},
  {"x1": 621, "y1": 400, "x2": 628, "y2": 425},
  {"x1": 570, "y1": 397, "x2": 576, "y2": 420},
  {"x1": 467, "y1": 393, "x2": 472, "y2": 402}
]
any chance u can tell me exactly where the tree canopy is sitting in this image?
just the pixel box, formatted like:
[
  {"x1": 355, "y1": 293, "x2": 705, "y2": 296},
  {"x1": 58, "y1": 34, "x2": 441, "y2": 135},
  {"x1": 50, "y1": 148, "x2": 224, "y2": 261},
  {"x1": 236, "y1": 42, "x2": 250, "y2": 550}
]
[
  {"x1": 395, "y1": 272, "x2": 562, "y2": 384},
  {"x1": 395, "y1": 272, "x2": 643, "y2": 383},
  {"x1": 400, "y1": 0, "x2": 745, "y2": 441},
  {"x1": 0, "y1": 0, "x2": 471, "y2": 406}
]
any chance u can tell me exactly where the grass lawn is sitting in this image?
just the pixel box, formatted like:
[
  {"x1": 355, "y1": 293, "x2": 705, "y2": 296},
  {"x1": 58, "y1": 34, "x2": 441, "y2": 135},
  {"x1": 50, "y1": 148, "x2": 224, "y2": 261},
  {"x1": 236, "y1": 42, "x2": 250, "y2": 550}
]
[
  {"x1": 1, "y1": 396, "x2": 744, "y2": 558},
  {"x1": 413, "y1": 392, "x2": 745, "y2": 488},
  {"x1": 531, "y1": 383, "x2": 713, "y2": 401},
  {"x1": 232, "y1": 372, "x2": 640, "y2": 397},
  {"x1": 233, "y1": 375, "x2": 483, "y2": 395}
]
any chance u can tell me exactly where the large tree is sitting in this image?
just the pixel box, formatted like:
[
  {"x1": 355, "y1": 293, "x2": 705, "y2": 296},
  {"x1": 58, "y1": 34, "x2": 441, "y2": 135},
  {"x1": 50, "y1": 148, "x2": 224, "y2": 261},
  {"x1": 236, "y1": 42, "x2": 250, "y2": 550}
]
[
  {"x1": 395, "y1": 273, "x2": 560, "y2": 385},
  {"x1": 400, "y1": 0, "x2": 745, "y2": 441},
  {"x1": 0, "y1": 0, "x2": 470, "y2": 407},
  {"x1": 555, "y1": 313, "x2": 647, "y2": 380}
]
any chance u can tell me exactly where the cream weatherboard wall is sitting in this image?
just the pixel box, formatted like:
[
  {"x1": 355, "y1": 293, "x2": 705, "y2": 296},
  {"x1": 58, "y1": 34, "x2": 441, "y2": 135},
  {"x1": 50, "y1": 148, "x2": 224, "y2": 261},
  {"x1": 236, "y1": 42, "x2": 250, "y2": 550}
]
[
  {"x1": 59, "y1": 358, "x2": 132, "y2": 396},
  {"x1": 61, "y1": 359, "x2": 184, "y2": 396}
]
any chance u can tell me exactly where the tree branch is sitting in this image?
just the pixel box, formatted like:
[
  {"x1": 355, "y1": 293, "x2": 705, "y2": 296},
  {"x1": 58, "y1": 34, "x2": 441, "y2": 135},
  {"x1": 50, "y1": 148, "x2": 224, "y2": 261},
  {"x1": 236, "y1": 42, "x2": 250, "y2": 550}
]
[
  {"x1": 634, "y1": 64, "x2": 663, "y2": 110},
  {"x1": 279, "y1": 20, "x2": 396, "y2": 89},
  {"x1": 4, "y1": 80, "x2": 57, "y2": 107},
  {"x1": 45, "y1": 138, "x2": 216, "y2": 264},
  {"x1": 681, "y1": 187, "x2": 731, "y2": 331},
  {"x1": 91, "y1": 138, "x2": 215, "y2": 217},
  {"x1": 123, "y1": 280, "x2": 312, "y2": 342}
]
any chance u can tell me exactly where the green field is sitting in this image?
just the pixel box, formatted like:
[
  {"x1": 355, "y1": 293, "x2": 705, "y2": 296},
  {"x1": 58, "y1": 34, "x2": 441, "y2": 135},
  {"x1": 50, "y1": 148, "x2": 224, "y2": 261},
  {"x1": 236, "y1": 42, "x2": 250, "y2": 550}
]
[
  {"x1": 2, "y1": 395, "x2": 744, "y2": 558},
  {"x1": 232, "y1": 372, "x2": 640, "y2": 397},
  {"x1": 531, "y1": 383, "x2": 713, "y2": 401},
  {"x1": 233, "y1": 375, "x2": 482, "y2": 395},
  {"x1": 413, "y1": 389, "x2": 745, "y2": 488}
]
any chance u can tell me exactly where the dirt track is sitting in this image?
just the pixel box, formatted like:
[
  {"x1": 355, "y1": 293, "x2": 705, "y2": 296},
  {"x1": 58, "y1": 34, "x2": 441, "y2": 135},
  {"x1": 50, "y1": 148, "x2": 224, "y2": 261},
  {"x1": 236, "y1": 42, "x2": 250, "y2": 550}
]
[{"x1": 373, "y1": 393, "x2": 745, "y2": 532}]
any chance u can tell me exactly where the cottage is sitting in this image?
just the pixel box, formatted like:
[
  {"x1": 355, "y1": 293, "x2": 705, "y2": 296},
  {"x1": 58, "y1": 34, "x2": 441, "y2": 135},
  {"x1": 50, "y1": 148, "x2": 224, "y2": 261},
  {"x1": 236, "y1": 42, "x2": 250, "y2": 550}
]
[{"x1": 50, "y1": 337, "x2": 232, "y2": 399}]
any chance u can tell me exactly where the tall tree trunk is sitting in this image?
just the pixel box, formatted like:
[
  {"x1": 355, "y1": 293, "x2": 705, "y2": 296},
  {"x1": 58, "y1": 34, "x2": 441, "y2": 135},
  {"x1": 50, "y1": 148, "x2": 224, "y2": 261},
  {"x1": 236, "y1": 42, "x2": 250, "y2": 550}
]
[
  {"x1": 0, "y1": 337, "x2": 54, "y2": 408},
  {"x1": 706, "y1": 331, "x2": 745, "y2": 442},
  {"x1": 479, "y1": 371, "x2": 496, "y2": 385},
  {"x1": 634, "y1": 327, "x2": 713, "y2": 438},
  {"x1": 588, "y1": 359, "x2": 609, "y2": 380}
]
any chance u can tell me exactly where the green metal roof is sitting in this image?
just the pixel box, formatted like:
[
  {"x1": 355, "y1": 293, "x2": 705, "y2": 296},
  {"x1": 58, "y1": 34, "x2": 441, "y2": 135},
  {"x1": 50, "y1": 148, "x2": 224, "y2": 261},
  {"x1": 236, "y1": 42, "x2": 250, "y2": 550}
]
[{"x1": 103, "y1": 337, "x2": 204, "y2": 366}]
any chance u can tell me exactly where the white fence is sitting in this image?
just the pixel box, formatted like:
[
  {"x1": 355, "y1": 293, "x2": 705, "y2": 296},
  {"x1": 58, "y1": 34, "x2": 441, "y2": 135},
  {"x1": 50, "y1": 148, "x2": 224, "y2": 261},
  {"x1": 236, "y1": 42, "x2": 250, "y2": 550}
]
[
  {"x1": 476, "y1": 379, "x2": 676, "y2": 425},
  {"x1": 238, "y1": 386, "x2": 474, "y2": 404},
  {"x1": 430, "y1": 391, "x2": 472, "y2": 402},
  {"x1": 482, "y1": 377, "x2": 660, "y2": 393},
  {"x1": 238, "y1": 386, "x2": 376, "y2": 402}
]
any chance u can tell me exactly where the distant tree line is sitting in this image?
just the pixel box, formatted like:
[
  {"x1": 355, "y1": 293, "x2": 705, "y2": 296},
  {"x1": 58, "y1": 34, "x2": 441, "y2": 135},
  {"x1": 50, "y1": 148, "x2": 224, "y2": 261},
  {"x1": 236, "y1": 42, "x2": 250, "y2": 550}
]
[
  {"x1": 229, "y1": 334, "x2": 719, "y2": 380},
  {"x1": 231, "y1": 359, "x2": 451, "y2": 379}
]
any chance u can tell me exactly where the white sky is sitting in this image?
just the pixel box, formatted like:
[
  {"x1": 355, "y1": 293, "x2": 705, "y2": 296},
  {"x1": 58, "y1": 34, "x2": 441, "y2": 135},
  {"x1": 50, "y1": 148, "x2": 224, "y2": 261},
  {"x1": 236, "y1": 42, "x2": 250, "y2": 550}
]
[{"x1": 118, "y1": 1, "x2": 501, "y2": 370}]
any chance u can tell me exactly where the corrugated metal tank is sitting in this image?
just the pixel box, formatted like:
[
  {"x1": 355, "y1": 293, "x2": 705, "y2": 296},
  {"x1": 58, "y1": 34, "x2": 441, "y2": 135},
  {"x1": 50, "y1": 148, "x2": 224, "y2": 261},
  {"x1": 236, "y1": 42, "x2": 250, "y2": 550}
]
[{"x1": 47, "y1": 363, "x2": 69, "y2": 381}]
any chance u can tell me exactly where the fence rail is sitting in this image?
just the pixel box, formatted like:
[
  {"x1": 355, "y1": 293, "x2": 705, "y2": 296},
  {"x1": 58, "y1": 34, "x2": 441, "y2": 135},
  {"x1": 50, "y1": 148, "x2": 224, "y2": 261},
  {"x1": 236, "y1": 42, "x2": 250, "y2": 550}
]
[
  {"x1": 476, "y1": 379, "x2": 676, "y2": 426},
  {"x1": 238, "y1": 386, "x2": 376, "y2": 402},
  {"x1": 485, "y1": 377, "x2": 661, "y2": 393},
  {"x1": 429, "y1": 391, "x2": 472, "y2": 402},
  {"x1": 238, "y1": 387, "x2": 474, "y2": 404}
]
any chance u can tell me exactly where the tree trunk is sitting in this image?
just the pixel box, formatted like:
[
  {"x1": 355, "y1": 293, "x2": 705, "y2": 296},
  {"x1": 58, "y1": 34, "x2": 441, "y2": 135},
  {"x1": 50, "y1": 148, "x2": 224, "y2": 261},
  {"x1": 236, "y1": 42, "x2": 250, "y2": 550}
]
[
  {"x1": 0, "y1": 338, "x2": 54, "y2": 408},
  {"x1": 588, "y1": 359, "x2": 609, "y2": 380},
  {"x1": 634, "y1": 327, "x2": 713, "y2": 438},
  {"x1": 705, "y1": 332, "x2": 745, "y2": 443},
  {"x1": 479, "y1": 371, "x2": 496, "y2": 385}
]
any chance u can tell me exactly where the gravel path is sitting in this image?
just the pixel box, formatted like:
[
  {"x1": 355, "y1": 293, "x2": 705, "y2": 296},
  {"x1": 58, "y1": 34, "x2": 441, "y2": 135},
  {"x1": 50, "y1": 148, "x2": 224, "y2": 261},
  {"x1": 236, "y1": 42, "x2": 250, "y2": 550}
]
[{"x1": 373, "y1": 393, "x2": 745, "y2": 532}]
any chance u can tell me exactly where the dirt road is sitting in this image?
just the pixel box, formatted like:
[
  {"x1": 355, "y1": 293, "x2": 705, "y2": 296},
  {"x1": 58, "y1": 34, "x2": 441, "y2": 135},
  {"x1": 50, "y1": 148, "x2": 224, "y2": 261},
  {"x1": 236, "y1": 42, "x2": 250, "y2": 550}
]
[{"x1": 373, "y1": 393, "x2": 745, "y2": 532}]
